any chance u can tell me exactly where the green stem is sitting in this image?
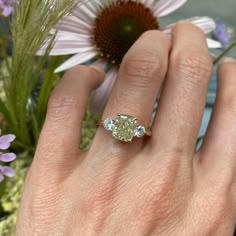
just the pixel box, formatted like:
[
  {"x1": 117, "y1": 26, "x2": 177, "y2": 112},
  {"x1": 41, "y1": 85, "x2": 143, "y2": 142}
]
[
  {"x1": 36, "y1": 57, "x2": 62, "y2": 128},
  {"x1": 213, "y1": 41, "x2": 236, "y2": 64}
]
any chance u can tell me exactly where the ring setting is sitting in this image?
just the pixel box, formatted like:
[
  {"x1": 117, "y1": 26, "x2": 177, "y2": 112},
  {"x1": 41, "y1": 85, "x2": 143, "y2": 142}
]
[{"x1": 98, "y1": 114, "x2": 151, "y2": 142}]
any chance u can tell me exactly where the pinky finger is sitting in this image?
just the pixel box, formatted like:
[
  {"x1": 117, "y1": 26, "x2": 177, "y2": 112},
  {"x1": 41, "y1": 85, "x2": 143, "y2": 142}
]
[{"x1": 198, "y1": 58, "x2": 236, "y2": 175}]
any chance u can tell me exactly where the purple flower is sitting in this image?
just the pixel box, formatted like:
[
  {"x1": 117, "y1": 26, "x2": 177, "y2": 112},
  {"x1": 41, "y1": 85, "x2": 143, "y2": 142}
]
[
  {"x1": 0, "y1": 133, "x2": 16, "y2": 183},
  {"x1": 0, "y1": 0, "x2": 16, "y2": 17},
  {"x1": 214, "y1": 18, "x2": 234, "y2": 48}
]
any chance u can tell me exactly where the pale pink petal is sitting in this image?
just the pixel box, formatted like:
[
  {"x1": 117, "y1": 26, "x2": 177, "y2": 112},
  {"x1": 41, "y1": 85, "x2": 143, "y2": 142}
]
[
  {"x1": 49, "y1": 40, "x2": 93, "y2": 48},
  {"x1": 186, "y1": 17, "x2": 216, "y2": 34},
  {"x1": 91, "y1": 67, "x2": 118, "y2": 113},
  {"x1": 160, "y1": 20, "x2": 221, "y2": 49},
  {"x1": 54, "y1": 31, "x2": 90, "y2": 41},
  {"x1": 82, "y1": 0, "x2": 100, "y2": 15},
  {"x1": 39, "y1": 44, "x2": 94, "y2": 56},
  {"x1": 72, "y1": 3, "x2": 97, "y2": 24},
  {"x1": 207, "y1": 38, "x2": 222, "y2": 48},
  {"x1": 139, "y1": 0, "x2": 155, "y2": 9},
  {"x1": 153, "y1": 0, "x2": 188, "y2": 17},
  {"x1": 37, "y1": 33, "x2": 92, "y2": 56},
  {"x1": 54, "y1": 51, "x2": 98, "y2": 73},
  {"x1": 58, "y1": 15, "x2": 92, "y2": 31},
  {"x1": 161, "y1": 17, "x2": 216, "y2": 35},
  {"x1": 55, "y1": 23, "x2": 91, "y2": 35}
]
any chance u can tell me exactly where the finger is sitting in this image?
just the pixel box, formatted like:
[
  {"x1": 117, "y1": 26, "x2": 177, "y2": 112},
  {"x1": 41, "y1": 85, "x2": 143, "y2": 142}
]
[
  {"x1": 94, "y1": 30, "x2": 170, "y2": 149},
  {"x1": 198, "y1": 58, "x2": 236, "y2": 175},
  {"x1": 152, "y1": 22, "x2": 213, "y2": 155},
  {"x1": 34, "y1": 65, "x2": 105, "y2": 171}
]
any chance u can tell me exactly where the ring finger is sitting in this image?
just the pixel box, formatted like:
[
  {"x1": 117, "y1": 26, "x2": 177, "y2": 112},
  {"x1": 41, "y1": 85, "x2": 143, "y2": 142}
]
[{"x1": 93, "y1": 30, "x2": 170, "y2": 153}]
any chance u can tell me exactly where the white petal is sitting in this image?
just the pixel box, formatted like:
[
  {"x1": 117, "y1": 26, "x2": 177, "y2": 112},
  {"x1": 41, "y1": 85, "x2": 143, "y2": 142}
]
[
  {"x1": 55, "y1": 24, "x2": 91, "y2": 35},
  {"x1": 48, "y1": 29, "x2": 89, "y2": 41},
  {"x1": 83, "y1": 0, "x2": 101, "y2": 15},
  {"x1": 37, "y1": 37, "x2": 94, "y2": 55},
  {"x1": 55, "y1": 31, "x2": 91, "y2": 41},
  {"x1": 186, "y1": 17, "x2": 216, "y2": 34},
  {"x1": 49, "y1": 28, "x2": 80, "y2": 38},
  {"x1": 91, "y1": 67, "x2": 118, "y2": 113},
  {"x1": 37, "y1": 30, "x2": 93, "y2": 56},
  {"x1": 207, "y1": 38, "x2": 222, "y2": 49},
  {"x1": 42, "y1": 46, "x2": 95, "y2": 56},
  {"x1": 72, "y1": 0, "x2": 100, "y2": 24},
  {"x1": 154, "y1": 0, "x2": 188, "y2": 17},
  {"x1": 54, "y1": 51, "x2": 98, "y2": 73},
  {"x1": 139, "y1": 0, "x2": 155, "y2": 9},
  {"x1": 56, "y1": 15, "x2": 92, "y2": 35},
  {"x1": 160, "y1": 24, "x2": 222, "y2": 49},
  {"x1": 59, "y1": 15, "x2": 92, "y2": 31},
  {"x1": 72, "y1": 6, "x2": 95, "y2": 25},
  {"x1": 161, "y1": 16, "x2": 216, "y2": 35}
]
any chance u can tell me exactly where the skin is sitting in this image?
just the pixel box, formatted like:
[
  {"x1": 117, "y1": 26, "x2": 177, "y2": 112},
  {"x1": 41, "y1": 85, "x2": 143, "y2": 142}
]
[{"x1": 16, "y1": 22, "x2": 236, "y2": 235}]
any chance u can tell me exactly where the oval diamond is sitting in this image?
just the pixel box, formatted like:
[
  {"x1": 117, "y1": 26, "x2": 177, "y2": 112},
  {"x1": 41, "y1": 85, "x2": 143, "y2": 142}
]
[
  {"x1": 134, "y1": 125, "x2": 145, "y2": 138},
  {"x1": 103, "y1": 118, "x2": 115, "y2": 131}
]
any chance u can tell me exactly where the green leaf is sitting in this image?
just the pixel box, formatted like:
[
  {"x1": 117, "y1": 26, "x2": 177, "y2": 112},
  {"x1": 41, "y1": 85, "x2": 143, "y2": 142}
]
[
  {"x1": 0, "y1": 180, "x2": 6, "y2": 202},
  {"x1": 36, "y1": 57, "x2": 63, "y2": 129},
  {"x1": 0, "y1": 99, "x2": 12, "y2": 127}
]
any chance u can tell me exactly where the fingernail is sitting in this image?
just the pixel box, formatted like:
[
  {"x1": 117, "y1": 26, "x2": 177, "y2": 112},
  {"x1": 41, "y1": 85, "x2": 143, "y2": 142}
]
[{"x1": 220, "y1": 57, "x2": 236, "y2": 64}]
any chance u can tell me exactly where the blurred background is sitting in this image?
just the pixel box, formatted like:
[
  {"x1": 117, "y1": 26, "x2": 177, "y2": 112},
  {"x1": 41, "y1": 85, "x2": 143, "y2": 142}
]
[{"x1": 161, "y1": 0, "x2": 236, "y2": 136}]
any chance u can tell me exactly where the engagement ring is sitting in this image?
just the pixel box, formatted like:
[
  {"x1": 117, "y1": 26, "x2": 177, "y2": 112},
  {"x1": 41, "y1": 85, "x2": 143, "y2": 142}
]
[{"x1": 98, "y1": 114, "x2": 152, "y2": 142}]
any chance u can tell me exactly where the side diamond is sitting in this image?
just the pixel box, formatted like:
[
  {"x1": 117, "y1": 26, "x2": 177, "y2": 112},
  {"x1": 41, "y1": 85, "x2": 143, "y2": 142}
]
[
  {"x1": 134, "y1": 125, "x2": 145, "y2": 138},
  {"x1": 103, "y1": 118, "x2": 115, "y2": 131}
]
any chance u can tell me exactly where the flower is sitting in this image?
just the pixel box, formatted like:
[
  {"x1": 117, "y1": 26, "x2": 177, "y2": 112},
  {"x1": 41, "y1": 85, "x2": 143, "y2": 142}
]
[
  {"x1": 0, "y1": 133, "x2": 16, "y2": 183},
  {"x1": 0, "y1": 0, "x2": 16, "y2": 17},
  {"x1": 38, "y1": 0, "x2": 222, "y2": 112},
  {"x1": 214, "y1": 18, "x2": 234, "y2": 48}
]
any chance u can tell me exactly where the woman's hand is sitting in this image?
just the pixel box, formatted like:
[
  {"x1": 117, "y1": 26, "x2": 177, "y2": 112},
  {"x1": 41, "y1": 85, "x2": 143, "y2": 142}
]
[{"x1": 16, "y1": 22, "x2": 236, "y2": 235}]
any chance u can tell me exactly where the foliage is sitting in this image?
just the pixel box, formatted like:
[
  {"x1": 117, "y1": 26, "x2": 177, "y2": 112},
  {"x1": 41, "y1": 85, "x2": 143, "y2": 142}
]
[{"x1": 0, "y1": 0, "x2": 80, "y2": 151}]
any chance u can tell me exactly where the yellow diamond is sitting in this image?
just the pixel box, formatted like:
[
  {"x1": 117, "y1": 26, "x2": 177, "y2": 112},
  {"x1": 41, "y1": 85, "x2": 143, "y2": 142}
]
[{"x1": 112, "y1": 114, "x2": 137, "y2": 142}]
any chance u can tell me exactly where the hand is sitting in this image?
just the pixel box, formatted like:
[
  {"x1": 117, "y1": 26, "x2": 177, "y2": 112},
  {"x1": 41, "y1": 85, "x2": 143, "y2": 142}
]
[{"x1": 16, "y1": 22, "x2": 236, "y2": 235}]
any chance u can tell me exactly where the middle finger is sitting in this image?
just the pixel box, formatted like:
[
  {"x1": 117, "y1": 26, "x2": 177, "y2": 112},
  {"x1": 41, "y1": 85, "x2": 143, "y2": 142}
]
[{"x1": 152, "y1": 22, "x2": 213, "y2": 156}]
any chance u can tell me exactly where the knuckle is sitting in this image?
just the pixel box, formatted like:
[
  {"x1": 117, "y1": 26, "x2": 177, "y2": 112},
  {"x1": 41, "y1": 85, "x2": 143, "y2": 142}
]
[
  {"x1": 192, "y1": 193, "x2": 230, "y2": 234},
  {"x1": 174, "y1": 21, "x2": 206, "y2": 37},
  {"x1": 172, "y1": 50, "x2": 212, "y2": 87},
  {"x1": 79, "y1": 180, "x2": 117, "y2": 218},
  {"x1": 64, "y1": 65, "x2": 104, "y2": 89},
  {"x1": 47, "y1": 91, "x2": 77, "y2": 119},
  {"x1": 141, "y1": 30, "x2": 170, "y2": 45},
  {"x1": 221, "y1": 95, "x2": 236, "y2": 116},
  {"x1": 122, "y1": 53, "x2": 165, "y2": 86},
  {"x1": 65, "y1": 65, "x2": 93, "y2": 78}
]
